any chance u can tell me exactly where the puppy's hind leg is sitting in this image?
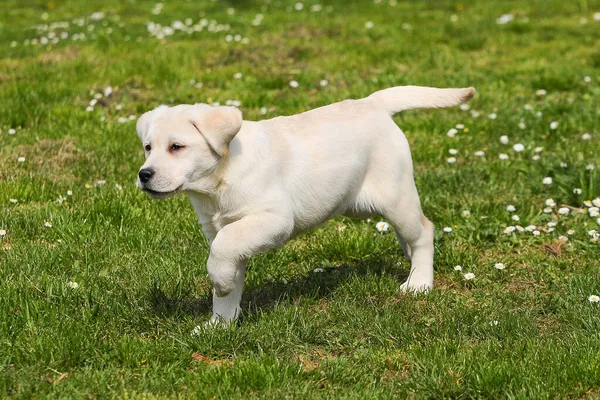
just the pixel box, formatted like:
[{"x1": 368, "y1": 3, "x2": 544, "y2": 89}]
[{"x1": 380, "y1": 186, "x2": 434, "y2": 294}]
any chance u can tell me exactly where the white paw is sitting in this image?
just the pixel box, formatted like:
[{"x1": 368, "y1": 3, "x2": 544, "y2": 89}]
[{"x1": 400, "y1": 279, "x2": 432, "y2": 294}]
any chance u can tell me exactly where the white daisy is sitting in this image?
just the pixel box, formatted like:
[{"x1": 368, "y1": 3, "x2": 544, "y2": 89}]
[
  {"x1": 535, "y1": 89, "x2": 547, "y2": 96},
  {"x1": 319, "y1": 79, "x2": 328, "y2": 87},
  {"x1": 313, "y1": 268, "x2": 324, "y2": 273},
  {"x1": 447, "y1": 128, "x2": 458, "y2": 137},
  {"x1": 525, "y1": 225, "x2": 536, "y2": 231},
  {"x1": 582, "y1": 133, "x2": 591, "y2": 140},
  {"x1": 500, "y1": 135, "x2": 509, "y2": 144},
  {"x1": 518, "y1": 121, "x2": 526, "y2": 129},
  {"x1": 462, "y1": 210, "x2": 470, "y2": 217},
  {"x1": 513, "y1": 143, "x2": 525, "y2": 152},
  {"x1": 506, "y1": 205, "x2": 516, "y2": 212},
  {"x1": 543, "y1": 207, "x2": 553, "y2": 213},
  {"x1": 533, "y1": 230, "x2": 540, "y2": 236},
  {"x1": 558, "y1": 235, "x2": 568, "y2": 242},
  {"x1": 494, "y1": 263, "x2": 505, "y2": 270},
  {"x1": 566, "y1": 229, "x2": 575, "y2": 235},
  {"x1": 550, "y1": 121, "x2": 558, "y2": 130},
  {"x1": 474, "y1": 151, "x2": 485, "y2": 157},
  {"x1": 589, "y1": 295, "x2": 600, "y2": 303},
  {"x1": 511, "y1": 215, "x2": 520, "y2": 221},
  {"x1": 365, "y1": 21, "x2": 374, "y2": 29},
  {"x1": 573, "y1": 188, "x2": 582, "y2": 195},
  {"x1": 17, "y1": 156, "x2": 25, "y2": 163},
  {"x1": 534, "y1": 147, "x2": 543, "y2": 153},
  {"x1": 289, "y1": 80, "x2": 299, "y2": 88},
  {"x1": 8, "y1": 128, "x2": 16, "y2": 135},
  {"x1": 376, "y1": 221, "x2": 389, "y2": 232},
  {"x1": 233, "y1": 72, "x2": 243, "y2": 79},
  {"x1": 547, "y1": 221, "x2": 557, "y2": 227},
  {"x1": 463, "y1": 272, "x2": 475, "y2": 280},
  {"x1": 593, "y1": 198, "x2": 600, "y2": 207},
  {"x1": 489, "y1": 320, "x2": 499, "y2": 326},
  {"x1": 9, "y1": 199, "x2": 18, "y2": 204},
  {"x1": 542, "y1": 177, "x2": 553, "y2": 185},
  {"x1": 449, "y1": 148, "x2": 459, "y2": 155},
  {"x1": 499, "y1": 153, "x2": 509, "y2": 160},
  {"x1": 447, "y1": 157, "x2": 457, "y2": 164},
  {"x1": 545, "y1": 199, "x2": 556, "y2": 207},
  {"x1": 455, "y1": 124, "x2": 465, "y2": 130},
  {"x1": 504, "y1": 226, "x2": 516, "y2": 234},
  {"x1": 44, "y1": 221, "x2": 53, "y2": 228},
  {"x1": 489, "y1": 113, "x2": 497, "y2": 119},
  {"x1": 67, "y1": 281, "x2": 79, "y2": 289},
  {"x1": 558, "y1": 207, "x2": 570, "y2": 215},
  {"x1": 0, "y1": 229, "x2": 6, "y2": 237},
  {"x1": 443, "y1": 227, "x2": 453, "y2": 233},
  {"x1": 454, "y1": 265, "x2": 463, "y2": 271}
]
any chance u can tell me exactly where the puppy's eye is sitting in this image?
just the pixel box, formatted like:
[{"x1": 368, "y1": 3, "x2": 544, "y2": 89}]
[
  {"x1": 144, "y1": 144, "x2": 151, "y2": 152},
  {"x1": 170, "y1": 144, "x2": 184, "y2": 152}
]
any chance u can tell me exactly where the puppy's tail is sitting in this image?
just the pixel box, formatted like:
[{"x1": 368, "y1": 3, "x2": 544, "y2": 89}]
[{"x1": 368, "y1": 85, "x2": 476, "y2": 115}]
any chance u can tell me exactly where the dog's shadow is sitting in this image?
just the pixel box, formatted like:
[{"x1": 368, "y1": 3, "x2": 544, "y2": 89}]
[{"x1": 148, "y1": 256, "x2": 409, "y2": 320}]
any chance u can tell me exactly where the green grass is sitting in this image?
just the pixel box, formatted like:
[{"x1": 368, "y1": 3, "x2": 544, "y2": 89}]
[{"x1": 1, "y1": 0, "x2": 600, "y2": 398}]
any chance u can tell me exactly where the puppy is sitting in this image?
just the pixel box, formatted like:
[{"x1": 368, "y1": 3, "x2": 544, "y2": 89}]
[{"x1": 136, "y1": 85, "x2": 475, "y2": 324}]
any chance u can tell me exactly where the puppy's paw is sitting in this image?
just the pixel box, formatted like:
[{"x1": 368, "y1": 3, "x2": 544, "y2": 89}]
[{"x1": 400, "y1": 280, "x2": 432, "y2": 295}]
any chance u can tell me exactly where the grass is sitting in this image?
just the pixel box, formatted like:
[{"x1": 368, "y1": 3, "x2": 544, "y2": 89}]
[{"x1": 1, "y1": 0, "x2": 600, "y2": 398}]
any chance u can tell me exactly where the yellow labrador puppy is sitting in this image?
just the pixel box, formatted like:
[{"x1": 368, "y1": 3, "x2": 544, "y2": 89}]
[{"x1": 136, "y1": 85, "x2": 475, "y2": 324}]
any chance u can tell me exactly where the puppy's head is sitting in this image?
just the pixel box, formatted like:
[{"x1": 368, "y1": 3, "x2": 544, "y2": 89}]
[{"x1": 135, "y1": 104, "x2": 242, "y2": 199}]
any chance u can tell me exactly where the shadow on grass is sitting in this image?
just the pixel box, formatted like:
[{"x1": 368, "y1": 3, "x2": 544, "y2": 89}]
[{"x1": 148, "y1": 257, "x2": 409, "y2": 319}]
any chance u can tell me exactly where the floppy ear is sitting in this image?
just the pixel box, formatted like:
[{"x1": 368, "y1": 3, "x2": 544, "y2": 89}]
[
  {"x1": 191, "y1": 105, "x2": 243, "y2": 157},
  {"x1": 136, "y1": 105, "x2": 168, "y2": 142}
]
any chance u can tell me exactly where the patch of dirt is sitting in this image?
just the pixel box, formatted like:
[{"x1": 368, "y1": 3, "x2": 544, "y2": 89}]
[{"x1": 1, "y1": 138, "x2": 89, "y2": 183}]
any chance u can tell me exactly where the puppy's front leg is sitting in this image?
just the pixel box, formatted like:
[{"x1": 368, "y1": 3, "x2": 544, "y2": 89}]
[{"x1": 206, "y1": 212, "x2": 293, "y2": 324}]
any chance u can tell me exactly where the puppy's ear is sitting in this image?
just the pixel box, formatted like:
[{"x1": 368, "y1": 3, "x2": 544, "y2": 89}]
[
  {"x1": 136, "y1": 105, "x2": 168, "y2": 142},
  {"x1": 191, "y1": 105, "x2": 242, "y2": 157}
]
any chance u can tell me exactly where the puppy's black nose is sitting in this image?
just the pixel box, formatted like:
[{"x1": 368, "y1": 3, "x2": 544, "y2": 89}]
[{"x1": 138, "y1": 168, "x2": 155, "y2": 184}]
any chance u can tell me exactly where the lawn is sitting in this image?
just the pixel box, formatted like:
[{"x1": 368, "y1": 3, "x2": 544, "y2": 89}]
[{"x1": 1, "y1": 0, "x2": 600, "y2": 398}]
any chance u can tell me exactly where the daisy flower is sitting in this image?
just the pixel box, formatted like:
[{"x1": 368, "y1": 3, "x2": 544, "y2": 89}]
[
  {"x1": 504, "y1": 226, "x2": 516, "y2": 234},
  {"x1": 447, "y1": 157, "x2": 457, "y2": 164},
  {"x1": 525, "y1": 225, "x2": 536, "y2": 231},
  {"x1": 365, "y1": 21, "x2": 374, "y2": 29},
  {"x1": 454, "y1": 265, "x2": 463, "y2": 271},
  {"x1": 494, "y1": 263, "x2": 505, "y2": 270},
  {"x1": 543, "y1": 207, "x2": 553, "y2": 213},
  {"x1": 558, "y1": 235, "x2": 568, "y2": 242},
  {"x1": 9, "y1": 199, "x2": 18, "y2": 204},
  {"x1": 449, "y1": 148, "x2": 458, "y2": 155},
  {"x1": 566, "y1": 229, "x2": 575, "y2": 235},
  {"x1": 536, "y1": 89, "x2": 547, "y2": 96},
  {"x1": 233, "y1": 72, "x2": 243, "y2": 79},
  {"x1": 489, "y1": 113, "x2": 497, "y2": 119},
  {"x1": 582, "y1": 133, "x2": 591, "y2": 140},
  {"x1": 513, "y1": 143, "x2": 525, "y2": 152},
  {"x1": 506, "y1": 205, "x2": 516, "y2": 212},
  {"x1": 573, "y1": 188, "x2": 582, "y2": 195},
  {"x1": 17, "y1": 156, "x2": 25, "y2": 163},
  {"x1": 474, "y1": 151, "x2": 485, "y2": 157},
  {"x1": 376, "y1": 221, "x2": 389, "y2": 232},
  {"x1": 533, "y1": 230, "x2": 540, "y2": 236},
  {"x1": 489, "y1": 320, "x2": 499, "y2": 326},
  {"x1": 545, "y1": 199, "x2": 556, "y2": 207},
  {"x1": 289, "y1": 80, "x2": 299, "y2": 88},
  {"x1": 313, "y1": 268, "x2": 324, "y2": 273},
  {"x1": 511, "y1": 215, "x2": 520, "y2": 221},
  {"x1": 542, "y1": 177, "x2": 553, "y2": 185},
  {"x1": 455, "y1": 124, "x2": 465, "y2": 129},
  {"x1": 462, "y1": 210, "x2": 470, "y2": 217},
  {"x1": 443, "y1": 227, "x2": 453, "y2": 233},
  {"x1": 558, "y1": 207, "x2": 570, "y2": 215},
  {"x1": 589, "y1": 295, "x2": 600, "y2": 303},
  {"x1": 593, "y1": 198, "x2": 600, "y2": 207},
  {"x1": 550, "y1": 121, "x2": 558, "y2": 130},
  {"x1": 67, "y1": 281, "x2": 79, "y2": 289},
  {"x1": 500, "y1": 135, "x2": 509, "y2": 144},
  {"x1": 463, "y1": 272, "x2": 475, "y2": 280},
  {"x1": 44, "y1": 221, "x2": 53, "y2": 228},
  {"x1": 447, "y1": 128, "x2": 458, "y2": 138},
  {"x1": 8, "y1": 128, "x2": 16, "y2": 135},
  {"x1": 0, "y1": 229, "x2": 6, "y2": 237},
  {"x1": 499, "y1": 153, "x2": 509, "y2": 160},
  {"x1": 319, "y1": 79, "x2": 328, "y2": 87},
  {"x1": 518, "y1": 121, "x2": 526, "y2": 129}
]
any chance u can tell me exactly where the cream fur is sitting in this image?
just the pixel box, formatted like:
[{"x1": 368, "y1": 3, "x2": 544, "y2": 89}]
[{"x1": 136, "y1": 85, "x2": 475, "y2": 325}]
